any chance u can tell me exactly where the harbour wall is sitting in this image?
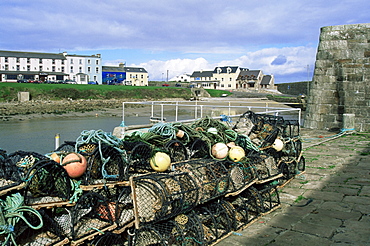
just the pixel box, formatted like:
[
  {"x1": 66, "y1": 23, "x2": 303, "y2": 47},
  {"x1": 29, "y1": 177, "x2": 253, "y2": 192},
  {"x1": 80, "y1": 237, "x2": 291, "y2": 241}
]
[{"x1": 304, "y1": 23, "x2": 370, "y2": 132}]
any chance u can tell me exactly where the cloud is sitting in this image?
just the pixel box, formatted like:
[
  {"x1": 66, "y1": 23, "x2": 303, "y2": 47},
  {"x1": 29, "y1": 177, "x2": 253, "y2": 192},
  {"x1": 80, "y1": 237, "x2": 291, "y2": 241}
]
[{"x1": 129, "y1": 46, "x2": 316, "y2": 83}]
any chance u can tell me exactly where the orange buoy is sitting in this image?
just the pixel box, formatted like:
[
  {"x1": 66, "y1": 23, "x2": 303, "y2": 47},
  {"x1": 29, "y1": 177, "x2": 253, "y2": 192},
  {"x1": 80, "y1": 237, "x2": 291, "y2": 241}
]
[
  {"x1": 62, "y1": 153, "x2": 87, "y2": 178},
  {"x1": 176, "y1": 129, "x2": 185, "y2": 138},
  {"x1": 211, "y1": 143, "x2": 229, "y2": 159},
  {"x1": 50, "y1": 152, "x2": 61, "y2": 164}
]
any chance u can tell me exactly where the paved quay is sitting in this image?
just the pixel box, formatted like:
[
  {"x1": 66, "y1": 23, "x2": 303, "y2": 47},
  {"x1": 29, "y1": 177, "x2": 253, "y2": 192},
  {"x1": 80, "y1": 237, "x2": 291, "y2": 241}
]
[{"x1": 218, "y1": 129, "x2": 370, "y2": 246}]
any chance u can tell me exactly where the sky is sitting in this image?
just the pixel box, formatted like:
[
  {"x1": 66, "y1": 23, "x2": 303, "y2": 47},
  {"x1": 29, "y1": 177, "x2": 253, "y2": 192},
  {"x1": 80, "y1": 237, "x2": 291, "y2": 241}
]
[{"x1": 0, "y1": 0, "x2": 369, "y2": 83}]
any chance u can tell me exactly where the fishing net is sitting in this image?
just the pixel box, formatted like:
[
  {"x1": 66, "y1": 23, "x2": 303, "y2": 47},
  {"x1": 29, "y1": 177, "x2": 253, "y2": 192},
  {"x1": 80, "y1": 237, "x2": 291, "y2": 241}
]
[
  {"x1": 55, "y1": 141, "x2": 76, "y2": 153},
  {"x1": 251, "y1": 182, "x2": 281, "y2": 214},
  {"x1": 224, "y1": 195, "x2": 253, "y2": 230},
  {"x1": 188, "y1": 138, "x2": 209, "y2": 159},
  {"x1": 226, "y1": 160, "x2": 257, "y2": 195},
  {"x1": 132, "y1": 172, "x2": 199, "y2": 223},
  {"x1": 125, "y1": 141, "x2": 153, "y2": 173},
  {"x1": 22, "y1": 159, "x2": 72, "y2": 205}
]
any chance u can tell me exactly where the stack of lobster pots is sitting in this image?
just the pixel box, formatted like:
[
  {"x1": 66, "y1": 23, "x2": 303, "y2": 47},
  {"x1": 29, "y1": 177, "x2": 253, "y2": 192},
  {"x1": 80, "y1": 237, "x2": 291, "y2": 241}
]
[{"x1": 0, "y1": 111, "x2": 305, "y2": 246}]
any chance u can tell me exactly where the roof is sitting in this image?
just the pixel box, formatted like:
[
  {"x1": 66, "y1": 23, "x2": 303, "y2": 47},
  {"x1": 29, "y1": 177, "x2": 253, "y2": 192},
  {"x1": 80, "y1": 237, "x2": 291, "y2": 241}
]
[
  {"x1": 0, "y1": 50, "x2": 66, "y2": 60},
  {"x1": 213, "y1": 66, "x2": 240, "y2": 74},
  {"x1": 261, "y1": 75, "x2": 272, "y2": 85},
  {"x1": 191, "y1": 71, "x2": 213, "y2": 77},
  {"x1": 238, "y1": 70, "x2": 261, "y2": 80},
  {"x1": 124, "y1": 67, "x2": 147, "y2": 73},
  {"x1": 102, "y1": 66, "x2": 148, "y2": 73},
  {"x1": 102, "y1": 66, "x2": 125, "y2": 72}
]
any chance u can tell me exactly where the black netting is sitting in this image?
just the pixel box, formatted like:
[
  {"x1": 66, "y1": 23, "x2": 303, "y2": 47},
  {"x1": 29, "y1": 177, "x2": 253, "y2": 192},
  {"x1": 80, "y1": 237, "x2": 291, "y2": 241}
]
[
  {"x1": 89, "y1": 231, "x2": 125, "y2": 246},
  {"x1": 127, "y1": 142, "x2": 153, "y2": 173},
  {"x1": 22, "y1": 160, "x2": 72, "y2": 205},
  {"x1": 164, "y1": 139, "x2": 189, "y2": 162},
  {"x1": 247, "y1": 152, "x2": 282, "y2": 183}
]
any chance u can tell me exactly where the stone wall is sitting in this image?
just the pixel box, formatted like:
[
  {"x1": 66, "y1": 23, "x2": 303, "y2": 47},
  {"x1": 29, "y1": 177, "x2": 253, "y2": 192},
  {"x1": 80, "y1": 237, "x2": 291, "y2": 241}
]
[
  {"x1": 276, "y1": 81, "x2": 309, "y2": 96},
  {"x1": 304, "y1": 23, "x2": 370, "y2": 132}
]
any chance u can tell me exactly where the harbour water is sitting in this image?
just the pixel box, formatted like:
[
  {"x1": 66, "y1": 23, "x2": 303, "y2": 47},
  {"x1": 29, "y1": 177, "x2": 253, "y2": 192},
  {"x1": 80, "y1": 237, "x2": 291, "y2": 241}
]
[{"x1": 0, "y1": 101, "x2": 302, "y2": 155}]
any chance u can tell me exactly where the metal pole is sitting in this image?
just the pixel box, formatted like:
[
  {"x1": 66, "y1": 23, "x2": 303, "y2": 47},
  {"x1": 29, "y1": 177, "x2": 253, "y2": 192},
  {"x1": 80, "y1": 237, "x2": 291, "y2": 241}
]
[
  {"x1": 151, "y1": 102, "x2": 154, "y2": 117},
  {"x1": 175, "y1": 101, "x2": 178, "y2": 122},
  {"x1": 228, "y1": 102, "x2": 231, "y2": 116},
  {"x1": 195, "y1": 101, "x2": 198, "y2": 119},
  {"x1": 161, "y1": 104, "x2": 164, "y2": 122},
  {"x1": 55, "y1": 133, "x2": 60, "y2": 150},
  {"x1": 200, "y1": 105, "x2": 203, "y2": 118}
]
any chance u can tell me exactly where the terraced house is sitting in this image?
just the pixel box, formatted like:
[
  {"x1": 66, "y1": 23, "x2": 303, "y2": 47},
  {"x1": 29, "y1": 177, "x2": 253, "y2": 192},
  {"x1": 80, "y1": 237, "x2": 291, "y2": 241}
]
[
  {"x1": 0, "y1": 50, "x2": 102, "y2": 84},
  {"x1": 190, "y1": 66, "x2": 276, "y2": 91}
]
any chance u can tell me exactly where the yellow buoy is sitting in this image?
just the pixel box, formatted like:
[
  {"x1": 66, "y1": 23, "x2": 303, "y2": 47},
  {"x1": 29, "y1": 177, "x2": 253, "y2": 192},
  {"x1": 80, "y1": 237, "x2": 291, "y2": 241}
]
[
  {"x1": 228, "y1": 146, "x2": 245, "y2": 162},
  {"x1": 150, "y1": 152, "x2": 171, "y2": 172}
]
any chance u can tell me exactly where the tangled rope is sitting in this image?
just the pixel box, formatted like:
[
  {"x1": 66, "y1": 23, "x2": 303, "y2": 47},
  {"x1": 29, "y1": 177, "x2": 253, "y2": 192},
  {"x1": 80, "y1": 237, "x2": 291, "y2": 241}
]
[{"x1": 0, "y1": 193, "x2": 43, "y2": 246}]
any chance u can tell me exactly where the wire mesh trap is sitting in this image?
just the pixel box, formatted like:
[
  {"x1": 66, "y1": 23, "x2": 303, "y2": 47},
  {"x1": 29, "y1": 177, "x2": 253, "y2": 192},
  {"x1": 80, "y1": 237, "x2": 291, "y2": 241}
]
[
  {"x1": 192, "y1": 200, "x2": 234, "y2": 245},
  {"x1": 172, "y1": 159, "x2": 230, "y2": 204},
  {"x1": 22, "y1": 159, "x2": 72, "y2": 206},
  {"x1": 79, "y1": 143, "x2": 129, "y2": 185},
  {"x1": 132, "y1": 172, "x2": 199, "y2": 224},
  {"x1": 88, "y1": 231, "x2": 126, "y2": 246},
  {"x1": 131, "y1": 214, "x2": 204, "y2": 246},
  {"x1": 69, "y1": 191, "x2": 116, "y2": 242},
  {"x1": 246, "y1": 152, "x2": 282, "y2": 184}
]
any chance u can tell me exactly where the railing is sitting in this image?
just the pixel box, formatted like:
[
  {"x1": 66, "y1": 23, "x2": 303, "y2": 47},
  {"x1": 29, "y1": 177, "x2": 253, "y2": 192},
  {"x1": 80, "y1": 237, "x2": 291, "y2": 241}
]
[{"x1": 120, "y1": 100, "x2": 302, "y2": 131}]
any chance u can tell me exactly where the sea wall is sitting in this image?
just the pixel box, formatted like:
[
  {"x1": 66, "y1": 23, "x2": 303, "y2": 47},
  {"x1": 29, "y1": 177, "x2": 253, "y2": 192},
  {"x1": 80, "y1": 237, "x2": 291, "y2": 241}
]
[{"x1": 304, "y1": 23, "x2": 370, "y2": 132}]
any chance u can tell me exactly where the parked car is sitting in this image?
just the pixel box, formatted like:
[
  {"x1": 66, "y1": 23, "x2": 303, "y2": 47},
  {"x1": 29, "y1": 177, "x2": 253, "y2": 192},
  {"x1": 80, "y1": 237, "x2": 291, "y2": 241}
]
[
  {"x1": 162, "y1": 83, "x2": 170, "y2": 87},
  {"x1": 17, "y1": 79, "x2": 29, "y2": 83}
]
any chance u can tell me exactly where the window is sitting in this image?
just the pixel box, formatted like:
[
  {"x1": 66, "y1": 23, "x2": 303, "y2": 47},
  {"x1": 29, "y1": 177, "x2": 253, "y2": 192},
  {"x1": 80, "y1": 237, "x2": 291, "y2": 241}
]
[
  {"x1": 27, "y1": 65, "x2": 30, "y2": 71},
  {"x1": 52, "y1": 66, "x2": 56, "y2": 72},
  {"x1": 141, "y1": 74, "x2": 144, "y2": 79},
  {"x1": 93, "y1": 76, "x2": 97, "y2": 81},
  {"x1": 221, "y1": 84, "x2": 224, "y2": 88},
  {"x1": 88, "y1": 60, "x2": 91, "y2": 64},
  {"x1": 27, "y1": 58, "x2": 30, "y2": 63},
  {"x1": 61, "y1": 60, "x2": 64, "y2": 65},
  {"x1": 79, "y1": 59, "x2": 82, "y2": 64},
  {"x1": 5, "y1": 57, "x2": 8, "y2": 63},
  {"x1": 39, "y1": 59, "x2": 42, "y2": 64},
  {"x1": 16, "y1": 58, "x2": 20, "y2": 63},
  {"x1": 228, "y1": 84, "x2": 232, "y2": 87},
  {"x1": 96, "y1": 60, "x2": 99, "y2": 65},
  {"x1": 96, "y1": 67, "x2": 99, "y2": 73},
  {"x1": 52, "y1": 59, "x2": 55, "y2": 64},
  {"x1": 16, "y1": 65, "x2": 20, "y2": 71},
  {"x1": 87, "y1": 67, "x2": 91, "y2": 72},
  {"x1": 70, "y1": 59, "x2": 74, "y2": 64},
  {"x1": 79, "y1": 67, "x2": 82, "y2": 73},
  {"x1": 39, "y1": 66, "x2": 42, "y2": 71},
  {"x1": 221, "y1": 78, "x2": 224, "y2": 82},
  {"x1": 70, "y1": 66, "x2": 73, "y2": 73}
]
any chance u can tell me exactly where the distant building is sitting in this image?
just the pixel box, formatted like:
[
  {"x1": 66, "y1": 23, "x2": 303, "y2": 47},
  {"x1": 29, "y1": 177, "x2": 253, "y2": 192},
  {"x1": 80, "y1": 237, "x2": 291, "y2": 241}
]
[
  {"x1": 102, "y1": 63, "x2": 148, "y2": 86},
  {"x1": 0, "y1": 50, "x2": 102, "y2": 84},
  {"x1": 189, "y1": 66, "x2": 276, "y2": 91},
  {"x1": 170, "y1": 73, "x2": 191, "y2": 82}
]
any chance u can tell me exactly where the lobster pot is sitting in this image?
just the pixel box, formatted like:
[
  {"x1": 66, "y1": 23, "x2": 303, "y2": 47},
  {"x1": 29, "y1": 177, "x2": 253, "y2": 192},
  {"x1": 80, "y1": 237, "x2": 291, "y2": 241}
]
[
  {"x1": 247, "y1": 152, "x2": 282, "y2": 184},
  {"x1": 70, "y1": 191, "x2": 116, "y2": 241},
  {"x1": 116, "y1": 185, "x2": 135, "y2": 228},
  {"x1": 281, "y1": 137, "x2": 302, "y2": 159},
  {"x1": 132, "y1": 172, "x2": 199, "y2": 223},
  {"x1": 22, "y1": 160, "x2": 72, "y2": 206},
  {"x1": 79, "y1": 143, "x2": 129, "y2": 185},
  {"x1": 88, "y1": 231, "x2": 126, "y2": 246},
  {"x1": 11, "y1": 208, "x2": 70, "y2": 246},
  {"x1": 126, "y1": 141, "x2": 153, "y2": 173},
  {"x1": 192, "y1": 200, "x2": 234, "y2": 245},
  {"x1": 4, "y1": 151, "x2": 49, "y2": 185},
  {"x1": 164, "y1": 139, "x2": 189, "y2": 162},
  {"x1": 278, "y1": 158, "x2": 298, "y2": 184},
  {"x1": 55, "y1": 141, "x2": 76, "y2": 152},
  {"x1": 282, "y1": 120, "x2": 300, "y2": 138},
  {"x1": 226, "y1": 160, "x2": 257, "y2": 194},
  {"x1": 188, "y1": 138, "x2": 210, "y2": 159},
  {"x1": 252, "y1": 182, "x2": 281, "y2": 214},
  {"x1": 173, "y1": 159, "x2": 230, "y2": 203},
  {"x1": 224, "y1": 195, "x2": 254, "y2": 230},
  {"x1": 131, "y1": 214, "x2": 204, "y2": 246}
]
